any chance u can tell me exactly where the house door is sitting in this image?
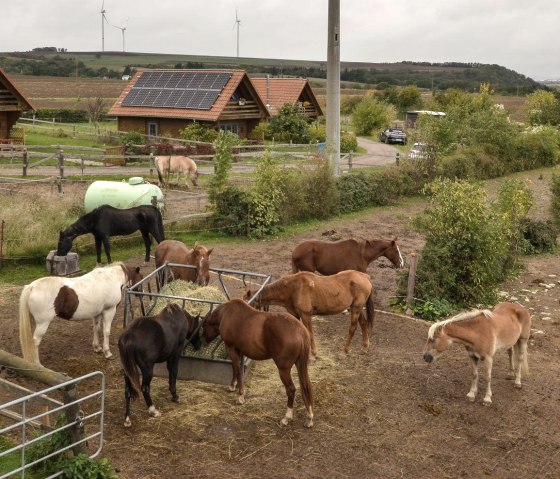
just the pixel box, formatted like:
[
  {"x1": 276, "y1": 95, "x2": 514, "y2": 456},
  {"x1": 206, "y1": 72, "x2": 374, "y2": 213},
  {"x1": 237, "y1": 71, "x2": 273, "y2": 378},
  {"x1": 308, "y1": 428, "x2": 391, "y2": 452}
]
[{"x1": 147, "y1": 121, "x2": 158, "y2": 139}]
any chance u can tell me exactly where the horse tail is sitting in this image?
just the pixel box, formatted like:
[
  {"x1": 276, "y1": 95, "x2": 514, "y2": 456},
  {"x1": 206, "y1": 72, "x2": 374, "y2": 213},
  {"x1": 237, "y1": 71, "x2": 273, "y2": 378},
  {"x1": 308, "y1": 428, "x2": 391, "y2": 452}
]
[
  {"x1": 19, "y1": 285, "x2": 39, "y2": 364},
  {"x1": 154, "y1": 157, "x2": 166, "y2": 188},
  {"x1": 365, "y1": 289, "x2": 375, "y2": 331},
  {"x1": 295, "y1": 331, "x2": 313, "y2": 413},
  {"x1": 118, "y1": 335, "x2": 142, "y2": 400}
]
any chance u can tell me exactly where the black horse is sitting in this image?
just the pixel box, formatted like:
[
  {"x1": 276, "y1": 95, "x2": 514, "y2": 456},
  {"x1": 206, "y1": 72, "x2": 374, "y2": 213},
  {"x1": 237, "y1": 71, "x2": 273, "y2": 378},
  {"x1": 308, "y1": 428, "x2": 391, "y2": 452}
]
[
  {"x1": 57, "y1": 205, "x2": 165, "y2": 264},
  {"x1": 118, "y1": 304, "x2": 201, "y2": 427}
]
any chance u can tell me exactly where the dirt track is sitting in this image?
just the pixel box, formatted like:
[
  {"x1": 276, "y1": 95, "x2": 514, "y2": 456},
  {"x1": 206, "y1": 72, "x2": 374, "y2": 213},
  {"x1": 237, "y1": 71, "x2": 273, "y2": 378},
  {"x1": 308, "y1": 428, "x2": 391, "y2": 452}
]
[{"x1": 1, "y1": 170, "x2": 560, "y2": 479}]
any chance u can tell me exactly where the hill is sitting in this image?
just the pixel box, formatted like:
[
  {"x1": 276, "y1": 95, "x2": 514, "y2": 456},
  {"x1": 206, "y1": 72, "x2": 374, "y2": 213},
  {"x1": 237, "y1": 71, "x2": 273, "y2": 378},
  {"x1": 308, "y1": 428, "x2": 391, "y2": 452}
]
[{"x1": 0, "y1": 51, "x2": 544, "y2": 95}]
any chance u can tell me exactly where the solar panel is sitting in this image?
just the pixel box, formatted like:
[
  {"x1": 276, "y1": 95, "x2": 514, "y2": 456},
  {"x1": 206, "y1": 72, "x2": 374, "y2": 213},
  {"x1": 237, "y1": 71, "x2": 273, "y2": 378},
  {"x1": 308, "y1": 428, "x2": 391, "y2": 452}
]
[{"x1": 121, "y1": 71, "x2": 232, "y2": 110}]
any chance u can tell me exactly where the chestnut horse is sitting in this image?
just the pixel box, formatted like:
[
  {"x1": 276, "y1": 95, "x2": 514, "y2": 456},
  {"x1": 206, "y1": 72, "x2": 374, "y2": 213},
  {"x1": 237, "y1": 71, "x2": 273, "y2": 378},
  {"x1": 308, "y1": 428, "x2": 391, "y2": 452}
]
[
  {"x1": 247, "y1": 270, "x2": 374, "y2": 361},
  {"x1": 423, "y1": 302, "x2": 531, "y2": 405},
  {"x1": 19, "y1": 262, "x2": 142, "y2": 365},
  {"x1": 154, "y1": 155, "x2": 198, "y2": 188},
  {"x1": 154, "y1": 239, "x2": 213, "y2": 287},
  {"x1": 202, "y1": 299, "x2": 314, "y2": 428},
  {"x1": 291, "y1": 237, "x2": 404, "y2": 275},
  {"x1": 119, "y1": 304, "x2": 201, "y2": 427}
]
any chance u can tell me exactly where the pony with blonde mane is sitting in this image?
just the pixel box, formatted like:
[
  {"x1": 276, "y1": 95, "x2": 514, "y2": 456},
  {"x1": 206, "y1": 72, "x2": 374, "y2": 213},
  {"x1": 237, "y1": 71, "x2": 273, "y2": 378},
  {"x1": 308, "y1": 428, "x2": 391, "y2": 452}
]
[
  {"x1": 154, "y1": 155, "x2": 198, "y2": 188},
  {"x1": 423, "y1": 302, "x2": 531, "y2": 405}
]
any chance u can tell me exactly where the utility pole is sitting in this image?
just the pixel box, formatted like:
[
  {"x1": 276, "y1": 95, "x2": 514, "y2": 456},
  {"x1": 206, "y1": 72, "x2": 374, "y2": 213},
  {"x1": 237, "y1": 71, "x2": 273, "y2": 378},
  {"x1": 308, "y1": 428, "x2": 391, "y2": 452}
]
[{"x1": 326, "y1": 0, "x2": 340, "y2": 176}]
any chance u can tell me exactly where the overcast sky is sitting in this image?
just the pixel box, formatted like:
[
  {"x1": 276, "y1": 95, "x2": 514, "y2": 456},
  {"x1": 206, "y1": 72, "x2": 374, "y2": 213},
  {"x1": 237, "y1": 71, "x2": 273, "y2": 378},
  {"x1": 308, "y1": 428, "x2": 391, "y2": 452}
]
[{"x1": 2, "y1": 0, "x2": 558, "y2": 81}]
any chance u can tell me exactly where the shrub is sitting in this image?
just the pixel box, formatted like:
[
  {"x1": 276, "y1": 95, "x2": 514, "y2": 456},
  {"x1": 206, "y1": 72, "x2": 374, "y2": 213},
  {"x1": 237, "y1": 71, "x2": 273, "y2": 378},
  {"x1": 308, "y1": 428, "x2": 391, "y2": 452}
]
[
  {"x1": 23, "y1": 108, "x2": 89, "y2": 123},
  {"x1": 550, "y1": 173, "x2": 560, "y2": 228},
  {"x1": 208, "y1": 131, "x2": 237, "y2": 202},
  {"x1": 308, "y1": 123, "x2": 326, "y2": 143},
  {"x1": 340, "y1": 132, "x2": 358, "y2": 153},
  {"x1": 248, "y1": 123, "x2": 268, "y2": 142},
  {"x1": 440, "y1": 146, "x2": 505, "y2": 180},
  {"x1": 179, "y1": 123, "x2": 218, "y2": 143},
  {"x1": 120, "y1": 130, "x2": 144, "y2": 146},
  {"x1": 266, "y1": 104, "x2": 311, "y2": 143},
  {"x1": 521, "y1": 218, "x2": 558, "y2": 254},
  {"x1": 351, "y1": 97, "x2": 394, "y2": 136},
  {"x1": 510, "y1": 128, "x2": 560, "y2": 172}
]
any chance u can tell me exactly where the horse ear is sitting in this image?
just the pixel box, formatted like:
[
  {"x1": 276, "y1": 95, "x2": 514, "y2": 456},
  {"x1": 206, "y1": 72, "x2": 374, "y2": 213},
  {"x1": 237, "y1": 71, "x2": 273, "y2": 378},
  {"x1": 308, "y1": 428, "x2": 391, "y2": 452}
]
[
  {"x1": 242, "y1": 288, "x2": 252, "y2": 302},
  {"x1": 207, "y1": 248, "x2": 213, "y2": 256},
  {"x1": 392, "y1": 237, "x2": 398, "y2": 245},
  {"x1": 193, "y1": 241, "x2": 199, "y2": 248},
  {"x1": 135, "y1": 266, "x2": 141, "y2": 274}
]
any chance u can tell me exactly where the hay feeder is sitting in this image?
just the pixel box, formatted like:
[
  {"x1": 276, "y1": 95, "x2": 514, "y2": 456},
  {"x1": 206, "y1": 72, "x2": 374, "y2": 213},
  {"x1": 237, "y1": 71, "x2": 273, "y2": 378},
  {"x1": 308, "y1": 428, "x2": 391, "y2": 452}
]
[{"x1": 123, "y1": 263, "x2": 272, "y2": 385}]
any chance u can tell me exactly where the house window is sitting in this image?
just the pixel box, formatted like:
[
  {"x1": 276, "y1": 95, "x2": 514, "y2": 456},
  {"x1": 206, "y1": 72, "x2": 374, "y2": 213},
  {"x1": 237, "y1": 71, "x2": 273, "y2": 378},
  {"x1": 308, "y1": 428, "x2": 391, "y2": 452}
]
[
  {"x1": 219, "y1": 123, "x2": 239, "y2": 135},
  {"x1": 147, "y1": 121, "x2": 158, "y2": 139}
]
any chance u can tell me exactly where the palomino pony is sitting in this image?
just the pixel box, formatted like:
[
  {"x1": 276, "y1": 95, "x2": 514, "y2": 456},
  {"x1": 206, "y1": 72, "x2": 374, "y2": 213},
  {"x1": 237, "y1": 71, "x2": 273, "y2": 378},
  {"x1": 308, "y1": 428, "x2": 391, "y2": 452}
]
[
  {"x1": 247, "y1": 270, "x2": 374, "y2": 361},
  {"x1": 57, "y1": 205, "x2": 165, "y2": 264},
  {"x1": 202, "y1": 299, "x2": 314, "y2": 428},
  {"x1": 154, "y1": 239, "x2": 213, "y2": 287},
  {"x1": 119, "y1": 304, "x2": 201, "y2": 427},
  {"x1": 291, "y1": 237, "x2": 404, "y2": 275},
  {"x1": 155, "y1": 155, "x2": 198, "y2": 188},
  {"x1": 19, "y1": 262, "x2": 142, "y2": 365},
  {"x1": 423, "y1": 302, "x2": 531, "y2": 405}
]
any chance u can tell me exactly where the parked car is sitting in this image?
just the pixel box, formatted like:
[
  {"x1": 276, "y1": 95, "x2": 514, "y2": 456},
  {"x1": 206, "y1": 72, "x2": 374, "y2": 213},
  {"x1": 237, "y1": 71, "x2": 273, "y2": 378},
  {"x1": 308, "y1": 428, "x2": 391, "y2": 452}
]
[
  {"x1": 408, "y1": 142, "x2": 428, "y2": 160},
  {"x1": 379, "y1": 128, "x2": 407, "y2": 145}
]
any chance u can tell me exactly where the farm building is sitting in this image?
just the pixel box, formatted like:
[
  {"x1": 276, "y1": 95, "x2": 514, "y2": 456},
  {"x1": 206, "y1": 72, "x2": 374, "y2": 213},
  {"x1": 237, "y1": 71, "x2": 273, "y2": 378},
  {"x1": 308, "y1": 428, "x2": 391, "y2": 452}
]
[
  {"x1": 0, "y1": 67, "x2": 35, "y2": 144},
  {"x1": 108, "y1": 69, "x2": 270, "y2": 139},
  {"x1": 251, "y1": 77, "x2": 323, "y2": 119}
]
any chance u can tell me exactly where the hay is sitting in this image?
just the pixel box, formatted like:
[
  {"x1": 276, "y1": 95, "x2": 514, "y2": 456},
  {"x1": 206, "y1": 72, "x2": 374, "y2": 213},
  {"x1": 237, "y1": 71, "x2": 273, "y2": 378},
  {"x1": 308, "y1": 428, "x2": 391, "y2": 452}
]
[{"x1": 149, "y1": 279, "x2": 229, "y2": 359}]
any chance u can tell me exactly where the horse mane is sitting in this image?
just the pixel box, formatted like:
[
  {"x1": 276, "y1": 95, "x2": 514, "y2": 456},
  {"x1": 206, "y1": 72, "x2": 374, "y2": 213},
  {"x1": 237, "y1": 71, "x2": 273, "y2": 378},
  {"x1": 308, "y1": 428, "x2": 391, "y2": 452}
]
[{"x1": 428, "y1": 309, "x2": 494, "y2": 339}]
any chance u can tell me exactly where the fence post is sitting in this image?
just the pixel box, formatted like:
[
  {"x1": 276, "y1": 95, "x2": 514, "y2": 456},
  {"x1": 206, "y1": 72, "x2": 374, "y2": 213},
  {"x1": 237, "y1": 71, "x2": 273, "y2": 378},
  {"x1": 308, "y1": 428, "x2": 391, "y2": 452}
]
[
  {"x1": 348, "y1": 151, "x2": 353, "y2": 172},
  {"x1": 405, "y1": 252, "x2": 418, "y2": 315},
  {"x1": 57, "y1": 147, "x2": 64, "y2": 195},
  {"x1": 149, "y1": 152, "x2": 154, "y2": 177},
  {"x1": 22, "y1": 148, "x2": 28, "y2": 177},
  {"x1": 0, "y1": 219, "x2": 4, "y2": 271},
  {"x1": 396, "y1": 152, "x2": 400, "y2": 166}
]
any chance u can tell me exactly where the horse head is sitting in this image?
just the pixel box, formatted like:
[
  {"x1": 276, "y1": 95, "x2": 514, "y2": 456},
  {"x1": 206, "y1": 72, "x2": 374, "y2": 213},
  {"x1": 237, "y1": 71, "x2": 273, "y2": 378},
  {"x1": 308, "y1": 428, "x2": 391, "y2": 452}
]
[
  {"x1": 190, "y1": 242, "x2": 213, "y2": 286},
  {"x1": 201, "y1": 307, "x2": 221, "y2": 344},
  {"x1": 183, "y1": 310, "x2": 202, "y2": 350},
  {"x1": 423, "y1": 324, "x2": 451, "y2": 363},
  {"x1": 56, "y1": 229, "x2": 74, "y2": 256},
  {"x1": 375, "y1": 237, "x2": 404, "y2": 269}
]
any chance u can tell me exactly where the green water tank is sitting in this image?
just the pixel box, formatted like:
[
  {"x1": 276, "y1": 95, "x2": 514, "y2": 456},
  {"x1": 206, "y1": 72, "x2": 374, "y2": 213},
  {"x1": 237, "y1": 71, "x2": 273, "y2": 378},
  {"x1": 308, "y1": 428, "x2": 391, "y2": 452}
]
[{"x1": 84, "y1": 177, "x2": 164, "y2": 212}]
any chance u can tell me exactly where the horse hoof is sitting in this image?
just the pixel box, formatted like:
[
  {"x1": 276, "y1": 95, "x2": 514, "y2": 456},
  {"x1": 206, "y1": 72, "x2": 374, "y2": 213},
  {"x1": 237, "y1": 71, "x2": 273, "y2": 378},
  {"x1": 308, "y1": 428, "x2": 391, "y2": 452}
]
[
  {"x1": 280, "y1": 417, "x2": 289, "y2": 426},
  {"x1": 466, "y1": 395, "x2": 476, "y2": 402},
  {"x1": 237, "y1": 396, "x2": 245, "y2": 405},
  {"x1": 104, "y1": 352, "x2": 114, "y2": 360},
  {"x1": 338, "y1": 352, "x2": 348, "y2": 360},
  {"x1": 148, "y1": 406, "x2": 161, "y2": 417},
  {"x1": 172, "y1": 396, "x2": 179, "y2": 403},
  {"x1": 304, "y1": 419, "x2": 314, "y2": 428},
  {"x1": 483, "y1": 399, "x2": 492, "y2": 406},
  {"x1": 514, "y1": 383, "x2": 522, "y2": 389},
  {"x1": 124, "y1": 417, "x2": 132, "y2": 428},
  {"x1": 227, "y1": 385, "x2": 236, "y2": 392}
]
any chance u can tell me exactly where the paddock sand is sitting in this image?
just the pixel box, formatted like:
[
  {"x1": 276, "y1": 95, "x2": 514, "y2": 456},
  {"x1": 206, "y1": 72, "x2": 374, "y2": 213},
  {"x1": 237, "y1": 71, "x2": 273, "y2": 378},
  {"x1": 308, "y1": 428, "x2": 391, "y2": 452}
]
[{"x1": 1, "y1": 170, "x2": 560, "y2": 478}]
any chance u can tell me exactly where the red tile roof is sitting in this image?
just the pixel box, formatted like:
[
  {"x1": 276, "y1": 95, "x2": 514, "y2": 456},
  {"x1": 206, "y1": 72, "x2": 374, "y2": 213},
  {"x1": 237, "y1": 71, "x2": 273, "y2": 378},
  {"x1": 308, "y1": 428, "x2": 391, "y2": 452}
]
[
  {"x1": 108, "y1": 69, "x2": 269, "y2": 121},
  {"x1": 250, "y1": 77, "x2": 322, "y2": 116}
]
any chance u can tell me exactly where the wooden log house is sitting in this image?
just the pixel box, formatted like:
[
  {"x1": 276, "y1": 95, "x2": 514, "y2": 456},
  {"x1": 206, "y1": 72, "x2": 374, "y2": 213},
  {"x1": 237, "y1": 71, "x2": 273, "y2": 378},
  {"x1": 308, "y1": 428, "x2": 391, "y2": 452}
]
[{"x1": 0, "y1": 68, "x2": 35, "y2": 144}]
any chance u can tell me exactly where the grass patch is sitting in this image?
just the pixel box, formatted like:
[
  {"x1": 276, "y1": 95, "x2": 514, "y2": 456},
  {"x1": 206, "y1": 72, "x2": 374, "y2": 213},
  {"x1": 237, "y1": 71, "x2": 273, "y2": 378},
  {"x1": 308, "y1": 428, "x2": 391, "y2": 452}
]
[{"x1": 0, "y1": 435, "x2": 41, "y2": 479}]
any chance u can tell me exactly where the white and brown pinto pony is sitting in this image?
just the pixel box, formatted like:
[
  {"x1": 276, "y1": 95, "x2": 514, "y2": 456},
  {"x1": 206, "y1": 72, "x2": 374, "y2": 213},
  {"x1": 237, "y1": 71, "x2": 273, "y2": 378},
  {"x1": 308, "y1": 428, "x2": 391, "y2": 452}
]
[
  {"x1": 423, "y1": 302, "x2": 531, "y2": 405},
  {"x1": 154, "y1": 155, "x2": 198, "y2": 188},
  {"x1": 19, "y1": 262, "x2": 142, "y2": 365}
]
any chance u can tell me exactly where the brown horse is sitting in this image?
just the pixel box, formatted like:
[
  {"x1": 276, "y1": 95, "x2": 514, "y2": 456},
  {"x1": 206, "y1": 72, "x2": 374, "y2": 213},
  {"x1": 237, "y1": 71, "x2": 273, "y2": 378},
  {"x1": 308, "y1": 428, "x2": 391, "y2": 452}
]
[
  {"x1": 154, "y1": 239, "x2": 213, "y2": 287},
  {"x1": 291, "y1": 237, "x2": 404, "y2": 275},
  {"x1": 247, "y1": 270, "x2": 374, "y2": 361},
  {"x1": 202, "y1": 299, "x2": 314, "y2": 428},
  {"x1": 154, "y1": 155, "x2": 198, "y2": 188},
  {"x1": 423, "y1": 302, "x2": 531, "y2": 405}
]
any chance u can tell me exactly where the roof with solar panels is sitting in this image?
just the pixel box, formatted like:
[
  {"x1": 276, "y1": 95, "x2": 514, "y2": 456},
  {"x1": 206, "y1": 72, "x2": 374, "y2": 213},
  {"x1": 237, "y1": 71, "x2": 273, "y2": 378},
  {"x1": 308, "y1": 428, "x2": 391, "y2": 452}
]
[{"x1": 108, "y1": 69, "x2": 270, "y2": 121}]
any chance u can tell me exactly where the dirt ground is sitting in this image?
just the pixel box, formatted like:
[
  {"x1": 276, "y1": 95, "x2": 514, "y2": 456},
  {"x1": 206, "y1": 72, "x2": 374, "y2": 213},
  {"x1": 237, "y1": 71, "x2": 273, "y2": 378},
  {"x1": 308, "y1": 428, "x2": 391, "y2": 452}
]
[{"x1": 1, "y1": 171, "x2": 560, "y2": 479}]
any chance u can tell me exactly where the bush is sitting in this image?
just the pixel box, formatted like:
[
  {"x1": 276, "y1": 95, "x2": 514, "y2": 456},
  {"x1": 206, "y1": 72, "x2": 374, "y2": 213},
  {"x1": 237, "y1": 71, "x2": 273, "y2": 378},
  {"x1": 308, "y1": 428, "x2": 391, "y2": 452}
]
[
  {"x1": 208, "y1": 131, "x2": 237, "y2": 202},
  {"x1": 521, "y1": 218, "x2": 558, "y2": 254},
  {"x1": 550, "y1": 173, "x2": 560, "y2": 228},
  {"x1": 440, "y1": 146, "x2": 505, "y2": 180},
  {"x1": 308, "y1": 123, "x2": 326, "y2": 143},
  {"x1": 340, "y1": 132, "x2": 358, "y2": 153},
  {"x1": 120, "y1": 130, "x2": 144, "y2": 146},
  {"x1": 24, "y1": 108, "x2": 89, "y2": 123},
  {"x1": 351, "y1": 97, "x2": 394, "y2": 136},
  {"x1": 510, "y1": 128, "x2": 560, "y2": 172},
  {"x1": 179, "y1": 123, "x2": 218, "y2": 143},
  {"x1": 266, "y1": 104, "x2": 311, "y2": 143}
]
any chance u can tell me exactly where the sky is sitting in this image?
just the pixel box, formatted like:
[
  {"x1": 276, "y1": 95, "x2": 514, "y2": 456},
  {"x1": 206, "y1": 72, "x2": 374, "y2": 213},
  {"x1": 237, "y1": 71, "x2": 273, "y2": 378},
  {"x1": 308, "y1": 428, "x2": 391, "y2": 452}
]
[{"x1": 2, "y1": 0, "x2": 559, "y2": 81}]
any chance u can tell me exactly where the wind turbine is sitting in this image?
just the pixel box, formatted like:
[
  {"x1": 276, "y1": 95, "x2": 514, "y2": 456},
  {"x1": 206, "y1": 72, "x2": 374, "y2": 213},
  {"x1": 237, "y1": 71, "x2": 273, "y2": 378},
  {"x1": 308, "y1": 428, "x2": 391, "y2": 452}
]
[
  {"x1": 113, "y1": 18, "x2": 129, "y2": 52},
  {"x1": 234, "y1": 9, "x2": 241, "y2": 58},
  {"x1": 100, "y1": 0, "x2": 110, "y2": 52}
]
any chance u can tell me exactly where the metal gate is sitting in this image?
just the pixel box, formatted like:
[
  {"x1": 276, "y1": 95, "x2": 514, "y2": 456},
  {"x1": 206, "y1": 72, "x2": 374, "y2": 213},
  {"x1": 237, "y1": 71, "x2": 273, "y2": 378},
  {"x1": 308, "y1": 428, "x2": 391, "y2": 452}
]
[{"x1": 0, "y1": 371, "x2": 105, "y2": 479}]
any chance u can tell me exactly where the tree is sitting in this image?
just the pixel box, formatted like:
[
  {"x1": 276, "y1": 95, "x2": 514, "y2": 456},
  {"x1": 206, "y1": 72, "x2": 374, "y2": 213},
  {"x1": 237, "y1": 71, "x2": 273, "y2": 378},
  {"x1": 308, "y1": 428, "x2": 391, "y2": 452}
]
[
  {"x1": 87, "y1": 97, "x2": 105, "y2": 125},
  {"x1": 351, "y1": 97, "x2": 394, "y2": 136}
]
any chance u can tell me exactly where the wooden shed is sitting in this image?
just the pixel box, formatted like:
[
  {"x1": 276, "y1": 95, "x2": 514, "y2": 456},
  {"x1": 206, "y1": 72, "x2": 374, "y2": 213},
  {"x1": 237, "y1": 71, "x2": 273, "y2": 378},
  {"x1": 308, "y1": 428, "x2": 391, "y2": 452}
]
[
  {"x1": 0, "y1": 68, "x2": 35, "y2": 144},
  {"x1": 108, "y1": 69, "x2": 270, "y2": 139},
  {"x1": 251, "y1": 77, "x2": 323, "y2": 119}
]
